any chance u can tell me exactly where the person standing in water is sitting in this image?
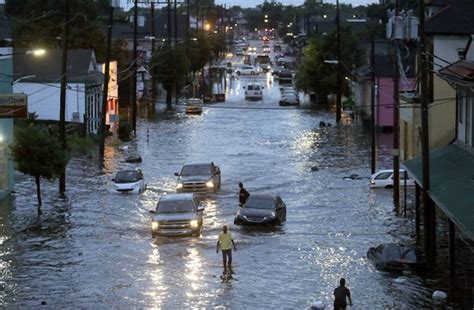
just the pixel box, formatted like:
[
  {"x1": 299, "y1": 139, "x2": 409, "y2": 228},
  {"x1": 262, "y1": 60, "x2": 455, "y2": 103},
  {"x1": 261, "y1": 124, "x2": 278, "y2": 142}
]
[{"x1": 216, "y1": 225, "x2": 236, "y2": 269}]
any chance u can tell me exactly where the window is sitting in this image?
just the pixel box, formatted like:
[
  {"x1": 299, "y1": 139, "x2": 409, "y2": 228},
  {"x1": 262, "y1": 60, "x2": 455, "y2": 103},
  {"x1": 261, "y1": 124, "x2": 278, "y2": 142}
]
[{"x1": 375, "y1": 172, "x2": 392, "y2": 180}]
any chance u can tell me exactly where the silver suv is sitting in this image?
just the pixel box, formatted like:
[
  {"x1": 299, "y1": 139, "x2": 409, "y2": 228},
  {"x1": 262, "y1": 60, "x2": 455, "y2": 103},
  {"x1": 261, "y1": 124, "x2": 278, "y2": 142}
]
[
  {"x1": 150, "y1": 194, "x2": 204, "y2": 237},
  {"x1": 175, "y1": 162, "x2": 221, "y2": 194}
]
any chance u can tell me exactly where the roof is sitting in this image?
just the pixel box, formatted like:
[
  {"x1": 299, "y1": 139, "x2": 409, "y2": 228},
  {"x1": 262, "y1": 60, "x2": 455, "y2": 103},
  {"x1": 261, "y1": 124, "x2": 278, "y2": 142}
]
[
  {"x1": 159, "y1": 193, "x2": 194, "y2": 202},
  {"x1": 13, "y1": 49, "x2": 103, "y2": 84},
  {"x1": 426, "y1": 0, "x2": 474, "y2": 35},
  {"x1": 403, "y1": 144, "x2": 474, "y2": 240},
  {"x1": 438, "y1": 60, "x2": 474, "y2": 85}
]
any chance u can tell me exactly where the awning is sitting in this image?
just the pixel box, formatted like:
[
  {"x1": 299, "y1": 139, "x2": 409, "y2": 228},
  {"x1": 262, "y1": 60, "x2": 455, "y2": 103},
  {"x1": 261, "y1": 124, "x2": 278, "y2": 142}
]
[{"x1": 403, "y1": 144, "x2": 474, "y2": 240}]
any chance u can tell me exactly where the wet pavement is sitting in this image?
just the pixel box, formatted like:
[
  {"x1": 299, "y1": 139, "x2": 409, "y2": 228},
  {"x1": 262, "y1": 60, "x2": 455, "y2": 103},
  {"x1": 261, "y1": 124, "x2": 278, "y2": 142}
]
[{"x1": 0, "y1": 41, "x2": 466, "y2": 308}]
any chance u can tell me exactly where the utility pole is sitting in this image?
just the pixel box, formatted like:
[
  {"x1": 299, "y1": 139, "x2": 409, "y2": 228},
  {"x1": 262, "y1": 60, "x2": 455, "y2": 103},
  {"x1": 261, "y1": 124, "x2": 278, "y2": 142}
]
[
  {"x1": 370, "y1": 35, "x2": 376, "y2": 175},
  {"x1": 186, "y1": 0, "x2": 190, "y2": 48},
  {"x1": 151, "y1": 2, "x2": 157, "y2": 104},
  {"x1": 336, "y1": 0, "x2": 342, "y2": 124},
  {"x1": 132, "y1": 0, "x2": 138, "y2": 135},
  {"x1": 174, "y1": 0, "x2": 178, "y2": 45},
  {"x1": 196, "y1": 0, "x2": 199, "y2": 33},
  {"x1": 99, "y1": 4, "x2": 114, "y2": 166},
  {"x1": 419, "y1": 0, "x2": 435, "y2": 266},
  {"x1": 59, "y1": 0, "x2": 70, "y2": 196},
  {"x1": 167, "y1": 0, "x2": 172, "y2": 44},
  {"x1": 393, "y1": 1, "x2": 401, "y2": 212}
]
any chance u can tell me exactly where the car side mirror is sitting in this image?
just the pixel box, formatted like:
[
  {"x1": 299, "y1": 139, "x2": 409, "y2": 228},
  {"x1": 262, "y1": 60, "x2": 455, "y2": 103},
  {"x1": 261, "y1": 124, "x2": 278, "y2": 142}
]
[
  {"x1": 111, "y1": 178, "x2": 115, "y2": 182},
  {"x1": 242, "y1": 86, "x2": 246, "y2": 89},
  {"x1": 197, "y1": 205, "x2": 205, "y2": 212},
  {"x1": 149, "y1": 210, "x2": 156, "y2": 214},
  {"x1": 174, "y1": 172, "x2": 180, "y2": 177},
  {"x1": 262, "y1": 86, "x2": 265, "y2": 89}
]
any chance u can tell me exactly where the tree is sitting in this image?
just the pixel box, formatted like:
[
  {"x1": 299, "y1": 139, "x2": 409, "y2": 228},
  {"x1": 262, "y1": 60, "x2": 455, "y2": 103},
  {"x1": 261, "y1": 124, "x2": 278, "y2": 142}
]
[
  {"x1": 10, "y1": 126, "x2": 69, "y2": 213},
  {"x1": 189, "y1": 33, "x2": 211, "y2": 74},
  {"x1": 295, "y1": 26, "x2": 362, "y2": 105},
  {"x1": 153, "y1": 44, "x2": 190, "y2": 106},
  {"x1": 6, "y1": 0, "x2": 107, "y2": 59}
]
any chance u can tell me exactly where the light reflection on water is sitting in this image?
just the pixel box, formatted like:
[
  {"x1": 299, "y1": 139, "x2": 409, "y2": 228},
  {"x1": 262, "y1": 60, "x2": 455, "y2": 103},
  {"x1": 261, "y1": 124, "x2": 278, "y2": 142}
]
[{"x1": 0, "y1": 66, "x2": 467, "y2": 307}]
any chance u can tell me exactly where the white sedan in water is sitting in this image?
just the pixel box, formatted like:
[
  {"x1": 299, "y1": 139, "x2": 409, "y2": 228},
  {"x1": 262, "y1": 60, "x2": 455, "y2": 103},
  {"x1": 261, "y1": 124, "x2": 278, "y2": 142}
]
[
  {"x1": 112, "y1": 169, "x2": 147, "y2": 193},
  {"x1": 369, "y1": 169, "x2": 415, "y2": 188}
]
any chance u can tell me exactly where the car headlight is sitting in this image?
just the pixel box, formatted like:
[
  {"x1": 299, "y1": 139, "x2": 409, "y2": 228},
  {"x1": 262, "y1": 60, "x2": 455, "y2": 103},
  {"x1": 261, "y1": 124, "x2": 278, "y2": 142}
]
[
  {"x1": 270, "y1": 212, "x2": 276, "y2": 217},
  {"x1": 370, "y1": 180, "x2": 375, "y2": 184},
  {"x1": 206, "y1": 180, "x2": 214, "y2": 188},
  {"x1": 176, "y1": 183, "x2": 183, "y2": 189},
  {"x1": 152, "y1": 222, "x2": 159, "y2": 230},
  {"x1": 190, "y1": 219, "x2": 199, "y2": 228}
]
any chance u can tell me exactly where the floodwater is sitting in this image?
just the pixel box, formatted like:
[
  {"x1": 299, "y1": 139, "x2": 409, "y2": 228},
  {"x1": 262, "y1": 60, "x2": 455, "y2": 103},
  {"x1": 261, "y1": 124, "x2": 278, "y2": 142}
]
[{"x1": 0, "y1": 43, "x2": 468, "y2": 308}]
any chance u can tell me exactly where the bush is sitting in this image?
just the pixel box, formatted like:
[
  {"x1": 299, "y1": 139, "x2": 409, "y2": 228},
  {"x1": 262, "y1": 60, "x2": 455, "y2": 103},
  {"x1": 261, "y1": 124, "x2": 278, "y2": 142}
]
[{"x1": 118, "y1": 119, "x2": 132, "y2": 142}]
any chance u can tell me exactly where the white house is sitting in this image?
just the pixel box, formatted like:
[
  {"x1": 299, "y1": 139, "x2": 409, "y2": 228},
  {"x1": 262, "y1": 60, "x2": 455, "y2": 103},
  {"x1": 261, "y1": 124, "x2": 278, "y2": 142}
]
[{"x1": 13, "y1": 49, "x2": 104, "y2": 134}]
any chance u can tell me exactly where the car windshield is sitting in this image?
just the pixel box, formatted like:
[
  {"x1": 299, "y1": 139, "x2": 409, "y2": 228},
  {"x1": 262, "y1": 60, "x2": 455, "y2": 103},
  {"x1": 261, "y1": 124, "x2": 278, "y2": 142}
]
[
  {"x1": 181, "y1": 165, "x2": 211, "y2": 176},
  {"x1": 247, "y1": 85, "x2": 254, "y2": 90},
  {"x1": 115, "y1": 171, "x2": 140, "y2": 183},
  {"x1": 245, "y1": 197, "x2": 275, "y2": 209},
  {"x1": 375, "y1": 172, "x2": 392, "y2": 180},
  {"x1": 157, "y1": 200, "x2": 194, "y2": 213}
]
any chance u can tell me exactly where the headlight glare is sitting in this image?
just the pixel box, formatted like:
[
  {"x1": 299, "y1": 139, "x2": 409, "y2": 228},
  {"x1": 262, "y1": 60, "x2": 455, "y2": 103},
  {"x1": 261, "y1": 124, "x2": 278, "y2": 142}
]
[
  {"x1": 190, "y1": 219, "x2": 199, "y2": 228},
  {"x1": 206, "y1": 180, "x2": 214, "y2": 188},
  {"x1": 152, "y1": 222, "x2": 159, "y2": 230},
  {"x1": 176, "y1": 183, "x2": 183, "y2": 189}
]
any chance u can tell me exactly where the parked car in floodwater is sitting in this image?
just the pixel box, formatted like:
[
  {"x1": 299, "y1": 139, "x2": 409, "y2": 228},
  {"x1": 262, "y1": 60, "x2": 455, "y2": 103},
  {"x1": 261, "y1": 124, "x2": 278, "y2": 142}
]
[
  {"x1": 367, "y1": 243, "x2": 426, "y2": 272},
  {"x1": 369, "y1": 169, "x2": 415, "y2": 188},
  {"x1": 112, "y1": 169, "x2": 146, "y2": 194}
]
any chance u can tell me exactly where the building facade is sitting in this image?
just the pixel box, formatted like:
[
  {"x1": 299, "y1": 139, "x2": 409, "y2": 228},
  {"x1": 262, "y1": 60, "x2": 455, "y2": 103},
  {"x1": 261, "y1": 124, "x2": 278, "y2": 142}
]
[{"x1": 0, "y1": 48, "x2": 15, "y2": 200}]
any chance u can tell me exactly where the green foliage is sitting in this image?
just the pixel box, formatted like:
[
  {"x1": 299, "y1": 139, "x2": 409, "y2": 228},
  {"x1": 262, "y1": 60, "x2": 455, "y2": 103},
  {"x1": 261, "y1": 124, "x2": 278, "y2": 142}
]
[
  {"x1": 10, "y1": 125, "x2": 69, "y2": 180},
  {"x1": 295, "y1": 26, "x2": 362, "y2": 104},
  {"x1": 6, "y1": 0, "x2": 106, "y2": 59},
  {"x1": 118, "y1": 119, "x2": 132, "y2": 142},
  {"x1": 152, "y1": 44, "x2": 190, "y2": 103},
  {"x1": 189, "y1": 33, "x2": 211, "y2": 73},
  {"x1": 68, "y1": 135, "x2": 95, "y2": 155}
]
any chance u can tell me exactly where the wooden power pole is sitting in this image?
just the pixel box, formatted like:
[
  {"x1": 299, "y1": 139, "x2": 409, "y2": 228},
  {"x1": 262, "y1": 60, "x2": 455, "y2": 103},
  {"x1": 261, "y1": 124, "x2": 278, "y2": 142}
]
[
  {"x1": 59, "y1": 0, "x2": 70, "y2": 196},
  {"x1": 99, "y1": 4, "x2": 114, "y2": 166}
]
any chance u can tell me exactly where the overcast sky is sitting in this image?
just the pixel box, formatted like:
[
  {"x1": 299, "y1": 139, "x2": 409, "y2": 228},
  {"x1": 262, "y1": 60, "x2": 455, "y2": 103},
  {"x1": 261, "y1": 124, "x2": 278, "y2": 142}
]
[{"x1": 120, "y1": 0, "x2": 378, "y2": 10}]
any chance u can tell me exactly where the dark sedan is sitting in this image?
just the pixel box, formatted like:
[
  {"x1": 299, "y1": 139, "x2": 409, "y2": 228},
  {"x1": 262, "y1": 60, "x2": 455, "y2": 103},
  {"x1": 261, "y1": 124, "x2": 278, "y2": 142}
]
[
  {"x1": 367, "y1": 243, "x2": 426, "y2": 272},
  {"x1": 234, "y1": 194, "x2": 286, "y2": 226}
]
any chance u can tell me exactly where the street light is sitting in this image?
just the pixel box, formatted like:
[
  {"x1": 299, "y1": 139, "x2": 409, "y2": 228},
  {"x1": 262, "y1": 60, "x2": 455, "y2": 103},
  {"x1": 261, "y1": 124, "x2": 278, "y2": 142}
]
[
  {"x1": 204, "y1": 23, "x2": 211, "y2": 31},
  {"x1": 324, "y1": 59, "x2": 338, "y2": 65},
  {"x1": 0, "y1": 49, "x2": 46, "y2": 57}
]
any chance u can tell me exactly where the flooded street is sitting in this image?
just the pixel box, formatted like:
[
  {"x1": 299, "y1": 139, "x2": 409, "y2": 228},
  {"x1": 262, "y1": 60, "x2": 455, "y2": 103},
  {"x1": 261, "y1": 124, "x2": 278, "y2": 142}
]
[{"x1": 0, "y1": 50, "x2": 461, "y2": 308}]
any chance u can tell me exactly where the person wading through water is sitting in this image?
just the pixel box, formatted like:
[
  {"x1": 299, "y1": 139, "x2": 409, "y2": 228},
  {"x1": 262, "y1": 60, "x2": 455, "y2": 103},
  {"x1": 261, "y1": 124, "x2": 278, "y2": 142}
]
[
  {"x1": 238, "y1": 182, "x2": 250, "y2": 207},
  {"x1": 216, "y1": 225, "x2": 236, "y2": 269}
]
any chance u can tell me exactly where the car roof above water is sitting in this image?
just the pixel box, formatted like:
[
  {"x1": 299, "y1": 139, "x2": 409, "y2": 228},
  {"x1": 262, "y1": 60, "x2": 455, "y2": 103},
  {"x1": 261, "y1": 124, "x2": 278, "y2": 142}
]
[
  {"x1": 183, "y1": 162, "x2": 213, "y2": 167},
  {"x1": 159, "y1": 193, "x2": 195, "y2": 202}
]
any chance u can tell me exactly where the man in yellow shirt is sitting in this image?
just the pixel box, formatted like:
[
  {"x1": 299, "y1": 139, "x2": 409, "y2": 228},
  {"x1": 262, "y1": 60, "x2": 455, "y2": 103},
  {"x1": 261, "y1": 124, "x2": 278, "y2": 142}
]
[{"x1": 216, "y1": 225, "x2": 236, "y2": 268}]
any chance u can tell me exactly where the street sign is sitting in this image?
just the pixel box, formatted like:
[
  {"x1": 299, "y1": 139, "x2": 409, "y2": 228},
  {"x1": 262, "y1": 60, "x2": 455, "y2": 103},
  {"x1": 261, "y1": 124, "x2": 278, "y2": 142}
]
[{"x1": 0, "y1": 94, "x2": 27, "y2": 118}]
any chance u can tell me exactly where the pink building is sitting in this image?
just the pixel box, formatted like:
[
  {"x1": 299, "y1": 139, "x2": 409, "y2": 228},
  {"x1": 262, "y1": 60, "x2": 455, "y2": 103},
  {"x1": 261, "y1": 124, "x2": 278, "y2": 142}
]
[
  {"x1": 352, "y1": 41, "x2": 416, "y2": 130},
  {"x1": 375, "y1": 77, "x2": 416, "y2": 128}
]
